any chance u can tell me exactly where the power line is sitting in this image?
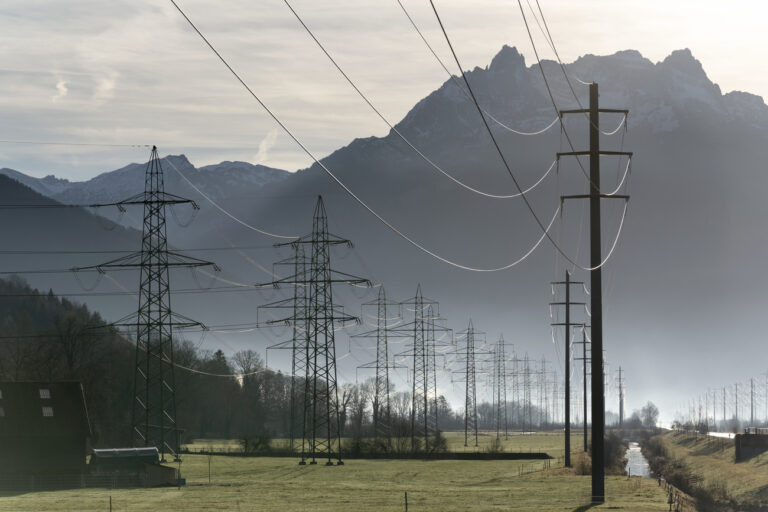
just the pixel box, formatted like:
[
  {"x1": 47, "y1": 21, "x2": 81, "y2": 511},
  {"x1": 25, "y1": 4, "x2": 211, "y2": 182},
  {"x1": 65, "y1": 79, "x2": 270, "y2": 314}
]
[
  {"x1": 0, "y1": 244, "x2": 281, "y2": 255},
  {"x1": 163, "y1": 157, "x2": 296, "y2": 239},
  {"x1": 280, "y1": 0, "x2": 555, "y2": 200},
  {"x1": 427, "y1": 0, "x2": 621, "y2": 272},
  {"x1": 166, "y1": 0, "x2": 563, "y2": 273},
  {"x1": 394, "y1": 0, "x2": 559, "y2": 136},
  {"x1": 515, "y1": 0, "x2": 627, "y2": 194},
  {"x1": 0, "y1": 285, "x2": 268, "y2": 298},
  {"x1": 0, "y1": 140, "x2": 150, "y2": 148},
  {"x1": 525, "y1": 0, "x2": 625, "y2": 139}
]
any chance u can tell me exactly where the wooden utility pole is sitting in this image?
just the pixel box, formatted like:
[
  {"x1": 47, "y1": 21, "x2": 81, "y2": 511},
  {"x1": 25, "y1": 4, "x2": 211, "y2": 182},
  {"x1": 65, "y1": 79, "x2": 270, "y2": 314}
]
[
  {"x1": 617, "y1": 367, "x2": 624, "y2": 427},
  {"x1": 551, "y1": 271, "x2": 584, "y2": 467},
  {"x1": 575, "y1": 327, "x2": 590, "y2": 452},
  {"x1": 558, "y1": 83, "x2": 631, "y2": 503}
]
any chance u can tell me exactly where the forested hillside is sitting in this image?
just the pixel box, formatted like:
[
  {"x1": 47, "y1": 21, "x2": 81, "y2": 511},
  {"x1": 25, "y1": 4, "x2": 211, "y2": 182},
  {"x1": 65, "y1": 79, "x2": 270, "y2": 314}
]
[{"x1": 0, "y1": 276, "x2": 293, "y2": 447}]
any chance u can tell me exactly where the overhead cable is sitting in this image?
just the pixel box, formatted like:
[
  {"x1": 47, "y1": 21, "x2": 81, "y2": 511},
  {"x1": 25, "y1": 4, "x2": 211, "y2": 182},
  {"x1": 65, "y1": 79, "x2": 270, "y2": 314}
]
[
  {"x1": 428, "y1": 0, "x2": 614, "y2": 271},
  {"x1": 0, "y1": 140, "x2": 150, "y2": 148},
  {"x1": 527, "y1": 0, "x2": 626, "y2": 136},
  {"x1": 281, "y1": 0, "x2": 554, "y2": 200},
  {"x1": 394, "y1": 0, "x2": 558, "y2": 137},
  {"x1": 168, "y1": 0, "x2": 567, "y2": 272},
  {"x1": 164, "y1": 157, "x2": 296, "y2": 239}
]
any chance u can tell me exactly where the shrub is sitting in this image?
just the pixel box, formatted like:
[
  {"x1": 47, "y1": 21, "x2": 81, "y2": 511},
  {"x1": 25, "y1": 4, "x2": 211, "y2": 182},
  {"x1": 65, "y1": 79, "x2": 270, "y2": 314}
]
[{"x1": 239, "y1": 432, "x2": 272, "y2": 455}]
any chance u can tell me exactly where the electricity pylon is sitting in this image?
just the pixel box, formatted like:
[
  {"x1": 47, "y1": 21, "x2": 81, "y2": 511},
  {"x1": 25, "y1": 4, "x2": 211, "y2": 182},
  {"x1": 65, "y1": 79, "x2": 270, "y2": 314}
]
[
  {"x1": 492, "y1": 335, "x2": 509, "y2": 440},
  {"x1": 76, "y1": 146, "x2": 218, "y2": 461},
  {"x1": 449, "y1": 320, "x2": 490, "y2": 447},
  {"x1": 523, "y1": 354, "x2": 532, "y2": 432},
  {"x1": 259, "y1": 244, "x2": 309, "y2": 452},
  {"x1": 259, "y1": 196, "x2": 369, "y2": 465},
  {"x1": 352, "y1": 287, "x2": 407, "y2": 441},
  {"x1": 510, "y1": 353, "x2": 520, "y2": 430},
  {"x1": 392, "y1": 286, "x2": 449, "y2": 452},
  {"x1": 559, "y1": 83, "x2": 631, "y2": 503}
]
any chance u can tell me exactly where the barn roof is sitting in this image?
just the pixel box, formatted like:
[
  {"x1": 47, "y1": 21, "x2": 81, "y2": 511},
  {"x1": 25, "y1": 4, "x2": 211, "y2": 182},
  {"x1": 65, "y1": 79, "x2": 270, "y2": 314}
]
[{"x1": 0, "y1": 381, "x2": 91, "y2": 438}]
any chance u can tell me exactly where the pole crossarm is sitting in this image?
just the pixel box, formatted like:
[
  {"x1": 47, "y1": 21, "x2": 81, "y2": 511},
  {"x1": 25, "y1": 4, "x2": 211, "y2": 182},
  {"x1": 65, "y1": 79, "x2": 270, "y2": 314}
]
[
  {"x1": 560, "y1": 108, "x2": 629, "y2": 116},
  {"x1": 561, "y1": 195, "x2": 629, "y2": 201},
  {"x1": 557, "y1": 151, "x2": 633, "y2": 159}
]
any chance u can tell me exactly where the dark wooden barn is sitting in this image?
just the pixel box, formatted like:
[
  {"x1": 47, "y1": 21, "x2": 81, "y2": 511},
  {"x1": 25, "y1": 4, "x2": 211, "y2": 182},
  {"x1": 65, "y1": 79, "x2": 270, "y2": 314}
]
[{"x1": 0, "y1": 381, "x2": 91, "y2": 474}]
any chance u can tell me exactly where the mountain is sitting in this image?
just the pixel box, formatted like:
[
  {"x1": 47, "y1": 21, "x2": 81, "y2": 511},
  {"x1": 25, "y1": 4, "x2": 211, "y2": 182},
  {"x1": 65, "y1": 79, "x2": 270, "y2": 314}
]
[
  {"x1": 2, "y1": 46, "x2": 768, "y2": 420},
  {"x1": 0, "y1": 156, "x2": 290, "y2": 230}
]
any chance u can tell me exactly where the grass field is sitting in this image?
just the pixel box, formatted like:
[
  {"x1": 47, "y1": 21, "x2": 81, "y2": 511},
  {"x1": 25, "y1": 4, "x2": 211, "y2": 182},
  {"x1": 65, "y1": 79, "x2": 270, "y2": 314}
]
[
  {"x1": 658, "y1": 430, "x2": 768, "y2": 505},
  {"x1": 0, "y1": 433, "x2": 670, "y2": 512},
  {"x1": 0, "y1": 456, "x2": 667, "y2": 512}
]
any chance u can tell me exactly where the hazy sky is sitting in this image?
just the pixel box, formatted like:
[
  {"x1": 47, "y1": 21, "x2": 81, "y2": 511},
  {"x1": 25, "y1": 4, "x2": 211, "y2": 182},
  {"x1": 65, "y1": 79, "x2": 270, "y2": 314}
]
[{"x1": 1, "y1": 0, "x2": 767, "y2": 179}]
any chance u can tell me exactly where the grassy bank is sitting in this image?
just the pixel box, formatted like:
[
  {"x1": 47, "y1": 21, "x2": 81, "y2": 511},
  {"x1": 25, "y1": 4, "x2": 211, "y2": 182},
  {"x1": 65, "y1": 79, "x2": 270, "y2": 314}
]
[{"x1": 646, "y1": 430, "x2": 768, "y2": 511}]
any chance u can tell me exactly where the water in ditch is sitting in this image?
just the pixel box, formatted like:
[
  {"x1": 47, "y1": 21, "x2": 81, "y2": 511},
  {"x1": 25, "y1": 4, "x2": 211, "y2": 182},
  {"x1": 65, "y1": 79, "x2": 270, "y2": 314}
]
[{"x1": 625, "y1": 441, "x2": 651, "y2": 477}]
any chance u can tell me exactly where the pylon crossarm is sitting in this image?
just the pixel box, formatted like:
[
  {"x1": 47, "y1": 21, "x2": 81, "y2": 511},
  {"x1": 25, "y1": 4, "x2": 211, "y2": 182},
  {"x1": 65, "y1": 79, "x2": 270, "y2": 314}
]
[
  {"x1": 266, "y1": 339, "x2": 296, "y2": 350},
  {"x1": 328, "y1": 269, "x2": 371, "y2": 286},
  {"x1": 351, "y1": 326, "x2": 410, "y2": 338},
  {"x1": 274, "y1": 232, "x2": 352, "y2": 248},
  {"x1": 112, "y1": 191, "x2": 198, "y2": 208},
  {"x1": 166, "y1": 251, "x2": 219, "y2": 268},
  {"x1": 72, "y1": 251, "x2": 216, "y2": 272}
]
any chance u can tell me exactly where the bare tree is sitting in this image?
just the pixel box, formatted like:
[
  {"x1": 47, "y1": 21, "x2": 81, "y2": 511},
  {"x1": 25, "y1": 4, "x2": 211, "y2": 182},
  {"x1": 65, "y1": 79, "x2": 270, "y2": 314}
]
[{"x1": 232, "y1": 349, "x2": 264, "y2": 386}]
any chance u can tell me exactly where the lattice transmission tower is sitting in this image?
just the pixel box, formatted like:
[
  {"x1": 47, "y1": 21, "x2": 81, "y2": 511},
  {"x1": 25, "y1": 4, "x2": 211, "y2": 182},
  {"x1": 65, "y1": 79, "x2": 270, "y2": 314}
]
[
  {"x1": 259, "y1": 244, "x2": 309, "y2": 452},
  {"x1": 352, "y1": 287, "x2": 407, "y2": 441},
  {"x1": 450, "y1": 320, "x2": 489, "y2": 447},
  {"x1": 492, "y1": 335, "x2": 509, "y2": 440},
  {"x1": 391, "y1": 285, "x2": 448, "y2": 452},
  {"x1": 259, "y1": 196, "x2": 368, "y2": 465},
  {"x1": 78, "y1": 146, "x2": 218, "y2": 461}
]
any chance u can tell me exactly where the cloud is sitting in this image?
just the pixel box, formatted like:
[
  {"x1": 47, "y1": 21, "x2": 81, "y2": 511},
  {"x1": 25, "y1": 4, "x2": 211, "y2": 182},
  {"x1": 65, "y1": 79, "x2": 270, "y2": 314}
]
[
  {"x1": 93, "y1": 72, "x2": 118, "y2": 103},
  {"x1": 51, "y1": 78, "x2": 68, "y2": 102},
  {"x1": 254, "y1": 129, "x2": 279, "y2": 163}
]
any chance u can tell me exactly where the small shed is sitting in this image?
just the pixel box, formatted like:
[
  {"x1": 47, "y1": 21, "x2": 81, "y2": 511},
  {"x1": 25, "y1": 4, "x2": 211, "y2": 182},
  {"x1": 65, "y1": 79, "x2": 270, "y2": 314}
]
[
  {"x1": 90, "y1": 447, "x2": 180, "y2": 487},
  {"x1": 90, "y1": 447, "x2": 159, "y2": 472},
  {"x1": 0, "y1": 381, "x2": 91, "y2": 474}
]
